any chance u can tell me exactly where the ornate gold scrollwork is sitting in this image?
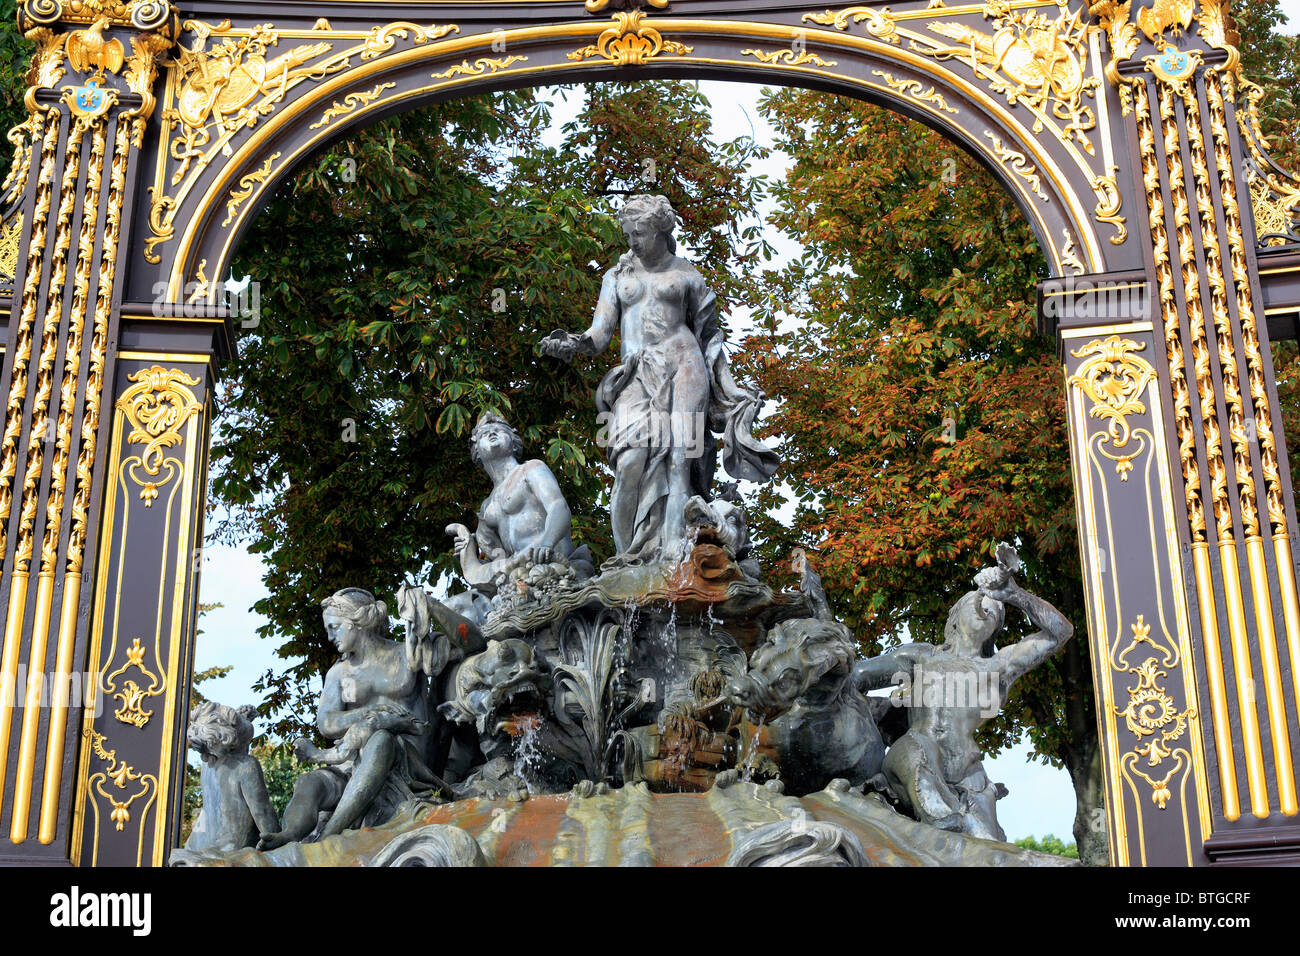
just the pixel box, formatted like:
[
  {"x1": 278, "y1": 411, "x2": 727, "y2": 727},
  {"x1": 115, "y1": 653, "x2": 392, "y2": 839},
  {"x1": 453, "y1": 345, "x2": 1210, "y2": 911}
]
[
  {"x1": 222, "y1": 151, "x2": 279, "y2": 227},
  {"x1": 872, "y1": 70, "x2": 958, "y2": 113},
  {"x1": 0, "y1": 213, "x2": 23, "y2": 282},
  {"x1": 165, "y1": 22, "x2": 343, "y2": 185},
  {"x1": 85, "y1": 729, "x2": 155, "y2": 831},
  {"x1": 117, "y1": 365, "x2": 201, "y2": 507},
  {"x1": 19, "y1": 0, "x2": 177, "y2": 30},
  {"x1": 1115, "y1": 615, "x2": 1194, "y2": 809},
  {"x1": 809, "y1": 3, "x2": 1101, "y2": 168},
  {"x1": 983, "y1": 130, "x2": 1047, "y2": 201},
  {"x1": 104, "y1": 638, "x2": 160, "y2": 728},
  {"x1": 1090, "y1": 167, "x2": 1127, "y2": 243},
  {"x1": 920, "y1": 4, "x2": 1099, "y2": 154},
  {"x1": 430, "y1": 57, "x2": 528, "y2": 81},
  {"x1": 804, "y1": 6, "x2": 900, "y2": 44},
  {"x1": 568, "y1": 11, "x2": 693, "y2": 66},
  {"x1": 1068, "y1": 336, "x2": 1155, "y2": 479},
  {"x1": 147, "y1": 18, "x2": 462, "y2": 263},
  {"x1": 1237, "y1": 81, "x2": 1300, "y2": 248},
  {"x1": 1060, "y1": 230, "x2": 1083, "y2": 274},
  {"x1": 740, "y1": 48, "x2": 837, "y2": 68},
  {"x1": 186, "y1": 258, "x2": 209, "y2": 304},
  {"x1": 360, "y1": 22, "x2": 458, "y2": 61}
]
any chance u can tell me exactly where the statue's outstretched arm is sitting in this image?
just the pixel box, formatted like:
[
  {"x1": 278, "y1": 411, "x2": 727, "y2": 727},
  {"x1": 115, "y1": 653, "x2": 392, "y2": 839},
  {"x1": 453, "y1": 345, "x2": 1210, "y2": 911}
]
[
  {"x1": 542, "y1": 271, "x2": 618, "y2": 361},
  {"x1": 987, "y1": 578, "x2": 1075, "y2": 688},
  {"x1": 852, "y1": 644, "x2": 928, "y2": 692}
]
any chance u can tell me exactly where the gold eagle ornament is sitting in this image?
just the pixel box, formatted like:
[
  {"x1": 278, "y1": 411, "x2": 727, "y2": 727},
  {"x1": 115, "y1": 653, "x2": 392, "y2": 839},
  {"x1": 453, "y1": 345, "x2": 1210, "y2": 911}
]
[{"x1": 67, "y1": 18, "x2": 125, "y2": 79}]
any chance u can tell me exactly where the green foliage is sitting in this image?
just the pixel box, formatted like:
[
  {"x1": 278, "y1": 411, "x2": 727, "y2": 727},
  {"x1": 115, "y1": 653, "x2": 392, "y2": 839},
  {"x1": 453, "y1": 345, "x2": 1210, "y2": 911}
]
[
  {"x1": 212, "y1": 82, "x2": 769, "y2": 737},
  {"x1": 250, "y1": 740, "x2": 308, "y2": 818},
  {"x1": 741, "y1": 87, "x2": 1087, "y2": 776},
  {"x1": 0, "y1": 0, "x2": 30, "y2": 148},
  {"x1": 1015, "y1": 834, "x2": 1080, "y2": 859},
  {"x1": 189, "y1": 664, "x2": 233, "y2": 704}
]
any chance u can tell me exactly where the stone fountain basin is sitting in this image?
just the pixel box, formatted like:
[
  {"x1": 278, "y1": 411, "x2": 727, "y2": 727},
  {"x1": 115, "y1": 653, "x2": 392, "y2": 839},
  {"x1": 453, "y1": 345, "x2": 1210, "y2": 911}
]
[{"x1": 173, "y1": 779, "x2": 1075, "y2": 867}]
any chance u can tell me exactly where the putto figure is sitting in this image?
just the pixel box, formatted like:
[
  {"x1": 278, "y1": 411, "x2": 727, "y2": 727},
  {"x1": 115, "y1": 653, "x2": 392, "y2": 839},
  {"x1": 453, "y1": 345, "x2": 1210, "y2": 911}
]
[
  {"x1": 258, "y1": 588, "x2": 448, "y2": 849},
  {"x1": 183, "y1": 701, "x2": 278, "y2": 853},
  {"x1": 542, "y1": 194, "x2": 778, "y2": 565},
  {"x1": 853, "y1": 545, "x2": 1074, "y2": 841}
]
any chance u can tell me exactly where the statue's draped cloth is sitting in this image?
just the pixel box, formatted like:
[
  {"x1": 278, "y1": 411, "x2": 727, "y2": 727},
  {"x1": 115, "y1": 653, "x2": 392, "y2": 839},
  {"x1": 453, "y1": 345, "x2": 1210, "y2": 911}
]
[{"x1": 593, "y1": 275, "x2": 778, "y2": 561}]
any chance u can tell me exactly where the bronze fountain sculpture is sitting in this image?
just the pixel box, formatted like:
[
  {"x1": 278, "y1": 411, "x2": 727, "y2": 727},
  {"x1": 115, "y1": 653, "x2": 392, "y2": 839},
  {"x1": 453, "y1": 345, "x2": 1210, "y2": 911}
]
[{"x1": 176, "y1": 196, "x2": 1075, "y2": 868}]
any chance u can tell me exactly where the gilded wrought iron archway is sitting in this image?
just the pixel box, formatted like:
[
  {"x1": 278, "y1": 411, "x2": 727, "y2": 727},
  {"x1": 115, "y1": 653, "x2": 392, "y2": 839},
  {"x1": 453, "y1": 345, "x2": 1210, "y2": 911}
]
[{"x1": 1, "y1": 0, "x2": 1299, "y2": 867}]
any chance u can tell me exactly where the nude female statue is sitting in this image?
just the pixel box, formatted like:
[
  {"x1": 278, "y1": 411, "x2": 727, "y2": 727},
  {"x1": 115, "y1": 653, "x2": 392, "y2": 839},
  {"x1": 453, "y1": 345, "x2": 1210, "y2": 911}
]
[
  {"x1": 258, "y1": 588, "x2": 449, "y2": 849},
  {"x1": 447, "y1": 413, "x2": 592, "y2": 592},
  {"x1": 541, "y1": 194, "x2": 778, "y2": 565}
]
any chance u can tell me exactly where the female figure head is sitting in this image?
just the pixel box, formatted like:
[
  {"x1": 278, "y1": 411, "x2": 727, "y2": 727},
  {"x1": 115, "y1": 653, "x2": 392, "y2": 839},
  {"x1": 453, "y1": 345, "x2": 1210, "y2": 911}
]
[
  {"x1": 320, "y1": 587, "x2": 389, "y2": 655},
  {"x1": 469, "y1": 413, "x2": 524, "y2": 471},
  {"x1": 618, "y1": 194, "x2": 677, "y2": 266}
]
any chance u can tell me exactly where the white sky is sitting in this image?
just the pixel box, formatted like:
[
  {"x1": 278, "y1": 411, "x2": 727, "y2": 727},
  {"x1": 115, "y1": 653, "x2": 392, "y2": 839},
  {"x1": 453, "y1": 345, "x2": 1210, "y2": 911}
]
[{"x1": 193, "y1": 7, "x2": 1300, "y2": 841}]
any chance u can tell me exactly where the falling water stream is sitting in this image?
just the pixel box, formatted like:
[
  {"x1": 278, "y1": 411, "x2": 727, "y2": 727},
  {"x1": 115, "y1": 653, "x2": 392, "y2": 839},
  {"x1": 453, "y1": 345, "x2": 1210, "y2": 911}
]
[{"x1": 739, "y1": 715, "x2": 766, "y2": 782}]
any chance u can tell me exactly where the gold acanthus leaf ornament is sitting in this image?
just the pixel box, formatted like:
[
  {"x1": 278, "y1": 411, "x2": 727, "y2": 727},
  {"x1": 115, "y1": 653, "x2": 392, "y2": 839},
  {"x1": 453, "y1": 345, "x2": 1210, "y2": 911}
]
[
  {"x1": 983, "y1": 130, "x2": 1048, "y2": 202},
  {"x1": 1091, "y1": 166, "x2": 1127, "y2": 244},
  {"x1": 117, "y1": 366, "x2": 201, "y2": 506},
  {"x1": 222, "y1": 152, "x2": 280, "y2": 227},
  {"x1": 872, "y1": 70, "x2": 958, "y2": 114},
  {"x1": 568, "y1": 11, "x2": 692, "y2": 66},
  {"x1": 741, "y1": 48, "x2": 837, "y2": 68},
  {"x1": 431, "y1": 57, "x2": 528, "y2": 80},
  {"x1": 1068, "y1": 336, "x2": 1155, "y2": 478}
]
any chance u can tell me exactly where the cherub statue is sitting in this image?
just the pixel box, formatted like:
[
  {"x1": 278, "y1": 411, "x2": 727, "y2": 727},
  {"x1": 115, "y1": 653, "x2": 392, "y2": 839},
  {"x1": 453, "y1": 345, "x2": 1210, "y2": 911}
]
[
  {"x1": 184, "y1": 701, "x2": 279, "y2": 852},
  {"x1": 853, "y1": 544, "x2": 1074, "y2": 841}
]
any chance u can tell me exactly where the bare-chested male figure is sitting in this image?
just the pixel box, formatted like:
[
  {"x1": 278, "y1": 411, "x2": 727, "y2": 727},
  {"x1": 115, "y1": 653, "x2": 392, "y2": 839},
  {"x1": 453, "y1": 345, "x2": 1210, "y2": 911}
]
[{"x1": 853, "y1": 546, "x2": 1073, "y2": 841}]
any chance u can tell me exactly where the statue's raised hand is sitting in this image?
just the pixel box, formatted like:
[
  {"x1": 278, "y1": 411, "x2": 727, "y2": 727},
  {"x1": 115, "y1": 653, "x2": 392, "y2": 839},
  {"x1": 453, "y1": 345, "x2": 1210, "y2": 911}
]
[
  {"x1": 975, "y1": 565, "x2": 1018, "y2": 604},
  {"x1": 446, "y1": 523, "x2": 472, "y2": 557}
]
